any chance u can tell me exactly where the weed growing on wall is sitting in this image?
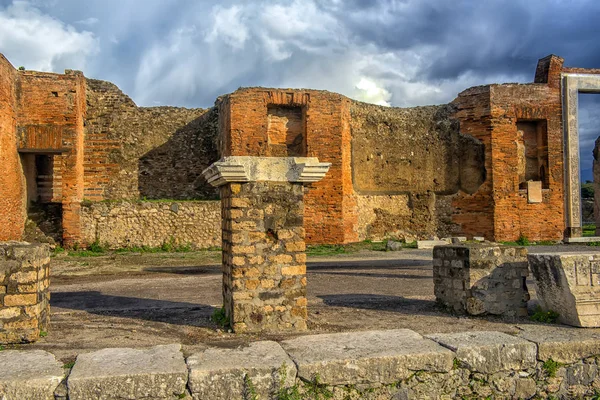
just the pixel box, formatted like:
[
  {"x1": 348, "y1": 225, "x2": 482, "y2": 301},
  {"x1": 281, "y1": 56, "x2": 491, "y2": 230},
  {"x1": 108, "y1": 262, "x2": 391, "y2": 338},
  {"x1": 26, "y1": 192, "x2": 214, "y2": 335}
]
[
  {"x1": 530, "y1": 306, "x2": 559, "y2": 323},
  {"x1": 243, "y1": 374, "x2": 259, "y2": 400},
  {"x1": 542, "y1": 359, "x2": 563, "y2": 377},
  {"x1": 516, "y1": 234, "x2": 530, "y2": 246}
]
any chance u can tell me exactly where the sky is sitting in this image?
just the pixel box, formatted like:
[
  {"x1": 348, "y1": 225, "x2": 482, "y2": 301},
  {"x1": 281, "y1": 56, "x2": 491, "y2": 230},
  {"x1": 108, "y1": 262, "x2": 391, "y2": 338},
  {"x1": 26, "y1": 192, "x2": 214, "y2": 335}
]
[{"x1": 1, "y1": 0, "x2": 600, "y2": 179}]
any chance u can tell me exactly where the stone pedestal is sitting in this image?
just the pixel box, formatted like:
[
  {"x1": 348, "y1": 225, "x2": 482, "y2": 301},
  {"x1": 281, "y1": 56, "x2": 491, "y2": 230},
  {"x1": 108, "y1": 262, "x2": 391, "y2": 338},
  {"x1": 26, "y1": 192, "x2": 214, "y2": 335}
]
[
  {"x1": 203, "y1": 157, "x2": 330, "y2": 333},
  {"x1": 528, "y1": 253, "x2": 600, "y2": 327},
  {"x1": 433, "y1": 244, "x2": 529, "y2": 317},
  {"x1": 0, "y1": 242, "x2": 51, "y2": 343}
]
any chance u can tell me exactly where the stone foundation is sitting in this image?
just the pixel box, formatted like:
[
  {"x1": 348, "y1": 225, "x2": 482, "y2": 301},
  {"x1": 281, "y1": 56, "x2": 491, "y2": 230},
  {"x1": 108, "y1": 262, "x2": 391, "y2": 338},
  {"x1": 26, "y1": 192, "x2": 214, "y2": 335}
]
[
  {"x1": 221, "y1": 182, "x2": 307, "y2": 333},
  {"x1": 528, "y1": 252, "x2": 600, "y2": 327},
  {"x1": 6, "y1": 327, "x2": 600, "y2": 399},
  {"x1": 0, "y1": 242, "x2": 50, "y2": 344},
  {"x1": 433, "y1": 243, "x2": 529, "y2": 317}
]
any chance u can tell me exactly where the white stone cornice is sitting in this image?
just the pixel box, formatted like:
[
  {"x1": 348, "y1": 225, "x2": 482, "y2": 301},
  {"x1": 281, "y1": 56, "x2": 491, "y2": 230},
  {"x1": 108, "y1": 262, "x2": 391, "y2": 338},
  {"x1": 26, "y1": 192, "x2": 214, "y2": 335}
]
[{"x1": 202, "y1": 156, "x2": 331, "y2": 187}]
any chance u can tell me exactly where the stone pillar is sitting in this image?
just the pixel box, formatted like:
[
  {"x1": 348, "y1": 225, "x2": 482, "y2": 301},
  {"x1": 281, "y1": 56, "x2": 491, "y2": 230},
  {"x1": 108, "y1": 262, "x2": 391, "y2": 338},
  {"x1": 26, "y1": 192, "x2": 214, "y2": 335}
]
[
  {"x1": 0, "y1": 242, "x2": 51, "y2": 343},
  {"x1": 203, "y1": 157, "x2": 330, "y2": 333},
  {"x1": 433, "y1": 243, "x2": 529, "y2": 317}
]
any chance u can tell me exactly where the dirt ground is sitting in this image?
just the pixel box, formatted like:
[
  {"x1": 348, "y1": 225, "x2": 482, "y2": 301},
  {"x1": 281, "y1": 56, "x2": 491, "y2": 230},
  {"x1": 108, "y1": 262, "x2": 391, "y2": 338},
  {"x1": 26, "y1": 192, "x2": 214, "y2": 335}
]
[{"x1": 15, "y1": 245, "x2": 600, "y2": 362}]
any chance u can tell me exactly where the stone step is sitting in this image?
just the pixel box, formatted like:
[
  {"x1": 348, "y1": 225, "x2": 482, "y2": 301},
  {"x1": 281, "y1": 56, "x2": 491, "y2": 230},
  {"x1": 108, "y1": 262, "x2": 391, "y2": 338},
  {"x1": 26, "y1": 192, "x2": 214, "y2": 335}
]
[
  {"x1": 280, "y1": 329, "x2": 454, "y2": 386},
  {"x1": 426, "y1": 331, "x2": 537, "y2": 373},
  {"x1": 187, "y1": 340, "x2": 296, "y2": 400},
  {"x1": 0, "y1": 350, "x2": 64, "y2": 400},
  {"x1": 67, "y1": 344, "x2": 187, "y2": 400}
]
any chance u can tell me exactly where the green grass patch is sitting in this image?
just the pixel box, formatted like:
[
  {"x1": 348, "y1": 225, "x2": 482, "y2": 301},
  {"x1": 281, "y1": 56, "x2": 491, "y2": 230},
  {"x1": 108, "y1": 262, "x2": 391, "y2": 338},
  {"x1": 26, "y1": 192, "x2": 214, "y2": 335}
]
[
  {"x1": 211, "y1": 307, "x2": 230, "y2": 328},
  {"x1": 531, "y1": 305, "x2": 559, "y2": 324},
  {"x1": 306, "y1": 240, "x2": 393, "y2": 256},
  {"x1": 516, "y1": 234, "x2": 530, "y2": 246},
  {"x1": 542, "y1": 358, "x2": 563, "y2": 377},
  {"x1": 583, "y1": 224, "x2": 597, "y2": 237},
  {"x1": 306, "y1": 244, "x2": 348, "y2": 256},
  {"x1": 63, "y1": 361, "x2": 75, "y2": 369}
]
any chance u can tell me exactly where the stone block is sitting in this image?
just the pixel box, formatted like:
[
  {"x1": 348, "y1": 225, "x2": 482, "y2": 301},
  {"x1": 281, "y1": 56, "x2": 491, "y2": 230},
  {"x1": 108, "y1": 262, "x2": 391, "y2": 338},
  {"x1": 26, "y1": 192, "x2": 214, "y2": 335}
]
[
  {"x1": 281, "y1": 329, "x2": 454, "y2": 386},
  {"x1": 417, "y1": 240, "x2": 450, "y2": 249},
  {"x1": 528, "y1": 252, "x2": 600, "y2": 327},
  {"x1": 426, "y1": 331, "x2": 536, "y2": 373},
  {"x1": 0, "y1": 350, "x2": 64, "y2": 400},
  {"x1": 67, "y1": 344, "x2": 188, "y2": 400},
  {"x1": 187, "y1": 341, "x2": 296, "y2": 400},
  {"x1": 527, "y1": 180, "x2": 543, "y2": 203},
  {"x1": 516, "y1": 325, "x2": 600, "y2": 363},
  {"x1": 386, "y1": 240, "x2": 403, "y2": 251},
  {"x1": 433, "y1": 243, "x2": 529, "y2": 317}
]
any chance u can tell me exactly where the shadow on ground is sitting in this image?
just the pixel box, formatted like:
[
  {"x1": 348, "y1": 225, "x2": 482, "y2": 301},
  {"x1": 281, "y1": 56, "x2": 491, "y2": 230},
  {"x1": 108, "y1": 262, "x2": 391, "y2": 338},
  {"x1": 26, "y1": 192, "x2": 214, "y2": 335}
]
[
  {"x1": 51, "y1": 291, "x2": 216, "y2": 327},
  {"x1": 142, "y1": 265, "x2": 220, "y2": 275},
  {"x1": 319, "y1": 293, "x2": 438, "y2": 313}
]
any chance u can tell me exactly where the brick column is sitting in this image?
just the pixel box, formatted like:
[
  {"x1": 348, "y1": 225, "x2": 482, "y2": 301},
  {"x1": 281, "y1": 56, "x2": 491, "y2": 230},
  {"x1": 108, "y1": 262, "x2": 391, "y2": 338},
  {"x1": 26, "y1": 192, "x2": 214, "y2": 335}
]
[{"x1": 203, "y1": 157, "x2": 330, "y2": 333}]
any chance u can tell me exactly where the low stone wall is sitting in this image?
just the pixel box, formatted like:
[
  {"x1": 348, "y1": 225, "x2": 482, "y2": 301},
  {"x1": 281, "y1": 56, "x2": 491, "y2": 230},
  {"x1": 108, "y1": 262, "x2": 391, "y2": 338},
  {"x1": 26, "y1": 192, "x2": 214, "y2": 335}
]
[
  {"x1": 80, "y1": 200, "x2": 221, "y2": 249},
  {"x1": 433, "y1": 243, "x2": 529, "y2": 317},
  {"x1": 0, "y1": 242, "x2": 50, "y2": 344},
  {"x1": 5, "y1": 327, "x2": 600, "y2": 399}
]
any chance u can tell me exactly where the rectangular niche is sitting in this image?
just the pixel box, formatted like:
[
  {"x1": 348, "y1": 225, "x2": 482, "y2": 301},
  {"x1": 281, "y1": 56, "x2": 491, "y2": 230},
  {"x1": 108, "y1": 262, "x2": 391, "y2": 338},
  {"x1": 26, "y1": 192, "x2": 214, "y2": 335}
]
[
  {"x1": 516, "y1": 120, "x2": 549, "y2": 189},
  {"x1": 267, "y1": 105, "x2": 306, "y2": 157}
]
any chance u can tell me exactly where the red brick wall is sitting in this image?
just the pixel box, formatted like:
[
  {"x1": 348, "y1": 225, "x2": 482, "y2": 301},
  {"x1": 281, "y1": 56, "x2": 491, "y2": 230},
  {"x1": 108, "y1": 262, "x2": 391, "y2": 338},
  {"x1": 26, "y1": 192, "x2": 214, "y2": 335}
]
[
  {"x1": 0, "y1": 55, "x2": 26, "y2": 241},
  {"x1": 451, "y1": 86, "x2": 496, "y2": 240},
  {"x1": 488, "y1": 83, "x2": 564, "y2": 241},
  {"x1": 451, "y1": 60, "x2": 565, "y2": 242},
  {"x1": 15, "y1": 70, "x2": 86, "y2": 246},
  {"x1": 220, "y1": 88, "x2": 359, "y2": 244}
]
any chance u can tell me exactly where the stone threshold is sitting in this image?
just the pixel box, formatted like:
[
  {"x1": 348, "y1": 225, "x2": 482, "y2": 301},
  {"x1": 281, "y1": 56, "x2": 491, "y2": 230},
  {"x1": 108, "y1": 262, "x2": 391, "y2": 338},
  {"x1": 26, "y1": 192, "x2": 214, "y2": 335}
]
[
  {"x1": 564, "y1": 236, "x2": 600, "y2": 243},
  {"x1": 3, "y1": 326, "x2": 600, "y2": 399}
]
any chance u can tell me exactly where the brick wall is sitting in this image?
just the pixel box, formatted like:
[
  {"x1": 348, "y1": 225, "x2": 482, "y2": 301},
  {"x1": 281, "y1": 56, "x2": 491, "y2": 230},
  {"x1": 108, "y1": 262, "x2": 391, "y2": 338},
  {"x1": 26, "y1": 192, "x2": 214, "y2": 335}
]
[
  {"x1": 15, "y1": 70, "x2": 87, "y2": 246},
  {"x1": 451, "y1": 67, "x2": 565, "y2": 242},
  {"x1": 80, "y1": 200, "x2": 220, "y2": 249},
  {"x1": 0, "y1": 56, "x2": 25, "y2": 241},
  {"x1": 220, "y1": 89, "x2": 358, "y2": 244}
]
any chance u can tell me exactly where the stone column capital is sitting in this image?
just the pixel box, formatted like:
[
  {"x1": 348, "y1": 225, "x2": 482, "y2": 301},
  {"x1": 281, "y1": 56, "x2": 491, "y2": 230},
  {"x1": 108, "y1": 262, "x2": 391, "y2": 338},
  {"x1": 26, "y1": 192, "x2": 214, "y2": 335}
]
[{"x1": 202, "y1": 156, "x2": 331, "y2": 187}]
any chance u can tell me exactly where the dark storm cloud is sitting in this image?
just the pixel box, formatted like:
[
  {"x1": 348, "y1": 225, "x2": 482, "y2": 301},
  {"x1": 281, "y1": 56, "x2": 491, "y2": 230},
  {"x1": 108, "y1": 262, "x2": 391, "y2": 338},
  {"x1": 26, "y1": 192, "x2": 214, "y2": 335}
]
[{"x1": 2, "y1": 0, "x2": 600, "y2": 108}]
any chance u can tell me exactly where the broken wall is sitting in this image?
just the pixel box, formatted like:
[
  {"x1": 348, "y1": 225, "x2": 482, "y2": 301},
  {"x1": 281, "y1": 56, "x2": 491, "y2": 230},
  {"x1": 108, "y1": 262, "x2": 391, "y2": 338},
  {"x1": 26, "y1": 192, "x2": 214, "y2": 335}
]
[
  {"x1": 0, "y1": 55, "x2": 25, "y2": 241},
  {"x1": 451, "y1": 56, "x2": 565, "y2": 243},
  {"x1": 84, "y1": 79, "x2": 213, "y2": 201},
  {"x1": 350, "y1": 102, "x2": 485, "y2": 240}
]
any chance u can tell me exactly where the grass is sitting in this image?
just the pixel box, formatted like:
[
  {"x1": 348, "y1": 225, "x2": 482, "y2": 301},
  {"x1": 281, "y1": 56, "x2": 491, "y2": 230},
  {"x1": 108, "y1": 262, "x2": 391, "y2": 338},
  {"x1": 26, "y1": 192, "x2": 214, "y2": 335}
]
[
  {"x1": 501, "y1": 239, "x2": 559, "y2": 246},
  {"x1": 63, "y1": 361, "x2": 75, "y2": 369},
  {"x1": 530, "y1": 305, "x2": 560, "y2": 324},
  {"x1": 63, "y1": 238, "x2": 211, "y2": 257},
  {"x1": 211, "y1": 307, "x2": 230, "y2": 328},
  {"x1": 39, "y1": 331, "x2": 48, "y2": 338},
  {"x1": 306, "y1": 239, "x2": 413, "y2": 256},
  {"x1": 516, "y1": 234, "x2": 530, "y2": 246},
  {"x1": 542, "y1": 358, "x2": 563, "y2": 377},
  {"x1": 583, "y1": 224, "x2": 597, "y2": 237}
]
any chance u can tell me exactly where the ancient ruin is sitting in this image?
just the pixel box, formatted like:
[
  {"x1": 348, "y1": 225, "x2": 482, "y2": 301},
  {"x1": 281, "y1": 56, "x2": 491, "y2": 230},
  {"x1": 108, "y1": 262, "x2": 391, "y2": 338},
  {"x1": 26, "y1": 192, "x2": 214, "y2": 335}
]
[
  {"x1": 2, "y1": 53, "x2": 600, "y2": 248},
  {"x1": 433, "y1": 243, "x2": 529, "y2": 317},
  {"x1": 203, "y1": 156, "x2": 330, "y2": 332},
  {"x1": 529, "y1": 252, "x2": 600, "y2": 327}
]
